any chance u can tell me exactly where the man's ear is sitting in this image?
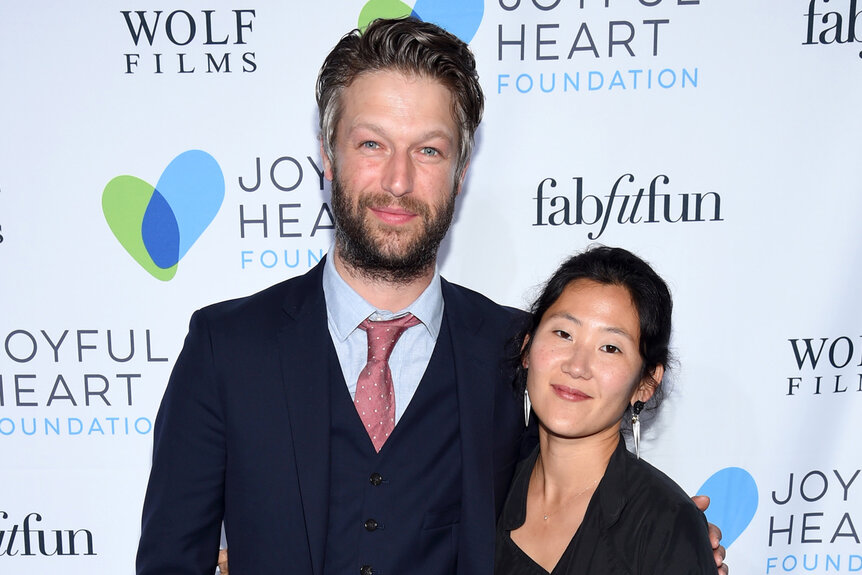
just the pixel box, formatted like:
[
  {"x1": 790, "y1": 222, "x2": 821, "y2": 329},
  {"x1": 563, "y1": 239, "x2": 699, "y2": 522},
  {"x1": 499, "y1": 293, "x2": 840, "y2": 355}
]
[
  {"x1": 320, "y1": 137, "x2": 334, "y2": 182},
  {"x1": 455, "y1": 161, "x2": 470, "y2": 197}
]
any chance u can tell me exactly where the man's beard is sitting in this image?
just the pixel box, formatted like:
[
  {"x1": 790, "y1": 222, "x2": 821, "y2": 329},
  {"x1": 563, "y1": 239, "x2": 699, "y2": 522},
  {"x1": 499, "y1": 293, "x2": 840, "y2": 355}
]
[{"x1": 330, "y1": 169, "x2": 457, "y2": 284}]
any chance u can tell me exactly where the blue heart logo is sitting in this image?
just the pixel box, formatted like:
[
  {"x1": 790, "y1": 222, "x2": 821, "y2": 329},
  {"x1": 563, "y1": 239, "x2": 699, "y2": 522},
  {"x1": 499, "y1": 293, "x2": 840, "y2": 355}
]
[
  {"x1": 697, "y1": 467, "x2": 759, "y2": 548},
  {"x1": 359, "y1": 0, "x2": 484, "y2": 44},
  {"x1": 103, "y1": 150, "x2": 224, "y2": 280}
]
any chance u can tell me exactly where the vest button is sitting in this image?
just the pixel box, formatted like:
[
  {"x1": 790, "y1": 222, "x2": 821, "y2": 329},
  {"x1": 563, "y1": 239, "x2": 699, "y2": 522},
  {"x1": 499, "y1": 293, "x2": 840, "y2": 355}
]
[
  {"x1": 364, "y1": 518, "x2": 379, "y2": 531},
  {"x1": 369, "y1": 472, "x2": 384, "y2": 486},
  {"x1": 360, "y1": 565, "x2": 374, "y2": 575}
]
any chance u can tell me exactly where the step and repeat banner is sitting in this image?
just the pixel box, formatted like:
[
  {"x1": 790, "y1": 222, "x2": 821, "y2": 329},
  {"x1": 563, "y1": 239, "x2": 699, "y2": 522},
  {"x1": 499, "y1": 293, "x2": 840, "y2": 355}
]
[{"x1": 1, "y1": 1, "x2": 860, "y2": 573}]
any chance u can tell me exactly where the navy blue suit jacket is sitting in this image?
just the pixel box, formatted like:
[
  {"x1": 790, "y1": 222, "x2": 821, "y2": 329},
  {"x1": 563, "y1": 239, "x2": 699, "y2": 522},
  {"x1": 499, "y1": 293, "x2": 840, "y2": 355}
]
[{"x1": 136, "y1": 259, "x2": 527, "y2": 575}]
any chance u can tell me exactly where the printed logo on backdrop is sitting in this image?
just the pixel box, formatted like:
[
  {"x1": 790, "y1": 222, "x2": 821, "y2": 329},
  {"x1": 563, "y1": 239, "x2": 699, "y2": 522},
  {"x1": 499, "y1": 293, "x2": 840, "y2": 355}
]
[
  {"x1": 236, "y1": 154, "x2": 333, "y2": 272},
  {"x1": 0, "y1": 153, "x2": 218, "y2": 439},
  {"x1": 1, "y1": 327, "x2": 169, "y2": 438},
  {"x1": 103, "y1": 149, "x2": 332, "y2": 275},
  {"x1": 804, "y1": 0, "x2": 862, "y2": 59},
  {"x1": 532, "y1": 173, "x2": 722, "y2": 238},
  {"x1": 358, "y1": 0, "x2": 484, "y2": 43},
  {"x1": 121, "y1": 9, "x2": 256, "y2": 74},
  {"x1": 0, "y1": 511, "x2": 95, "y2": 557},
  {"x1": 699, "y1": 467, "x2": 758, "y2": 548},
  {"x1": 102, "y1": 150, "x2": 224, "y2": 281},
  {"x1": 786, "y1": 335, "x2": 862, "y2": 397},
  {"x1": 697, "y1": 466, "x2": 862, "y2": 573},
  {"x1": 766, "y1": 467, "x2": 862, "y2": 573},
  {"x1": 492, "y1": 0, "x2": 702, "y2": 96}
]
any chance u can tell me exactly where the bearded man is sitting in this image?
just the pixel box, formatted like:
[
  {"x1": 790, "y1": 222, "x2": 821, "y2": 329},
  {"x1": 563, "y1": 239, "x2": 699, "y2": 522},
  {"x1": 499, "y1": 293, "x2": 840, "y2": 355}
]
[{"x1": 136, "y1": 18, "x2": 725, "y2": 575}]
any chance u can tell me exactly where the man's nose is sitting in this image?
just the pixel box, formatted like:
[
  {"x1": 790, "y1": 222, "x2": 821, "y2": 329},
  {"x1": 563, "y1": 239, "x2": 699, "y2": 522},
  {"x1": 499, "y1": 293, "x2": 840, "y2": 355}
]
[{"x1": 381, "y1": 150, "x2": 414, "y2": 197}]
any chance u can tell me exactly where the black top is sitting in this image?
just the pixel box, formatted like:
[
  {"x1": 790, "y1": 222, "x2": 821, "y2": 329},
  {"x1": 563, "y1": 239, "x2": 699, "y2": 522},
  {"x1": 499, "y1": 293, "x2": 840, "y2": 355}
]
[{"x1": 495, "y1": 436, "x2": 717, "y2": 575}]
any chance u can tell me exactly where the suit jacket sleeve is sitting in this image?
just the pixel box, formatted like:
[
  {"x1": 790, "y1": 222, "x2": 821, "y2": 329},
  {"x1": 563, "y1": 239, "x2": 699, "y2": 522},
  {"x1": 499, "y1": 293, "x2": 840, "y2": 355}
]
[{"x1": 136, "y1": 310, "x2": 226, "y2": 575}]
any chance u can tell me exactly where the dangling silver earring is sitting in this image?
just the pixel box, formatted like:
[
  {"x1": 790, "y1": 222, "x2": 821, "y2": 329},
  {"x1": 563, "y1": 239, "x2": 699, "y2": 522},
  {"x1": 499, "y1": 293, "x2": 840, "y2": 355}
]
[
  {"x1": 524, "y1": 389, "x2": 532, "y2": 427},
  {"x1": 631, "y1": 400, "x2": 645, "y2": 459}
]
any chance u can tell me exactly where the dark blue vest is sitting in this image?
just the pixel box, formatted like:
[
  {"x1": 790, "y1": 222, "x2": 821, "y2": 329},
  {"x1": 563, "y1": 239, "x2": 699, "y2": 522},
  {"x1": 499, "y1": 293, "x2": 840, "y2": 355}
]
[{"x1": 324, "y1": 317, "x2": 462, "y2": 575}]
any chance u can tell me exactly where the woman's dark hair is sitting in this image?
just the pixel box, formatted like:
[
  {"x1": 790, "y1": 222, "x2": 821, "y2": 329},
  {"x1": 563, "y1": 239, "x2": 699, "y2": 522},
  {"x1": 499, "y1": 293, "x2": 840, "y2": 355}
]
[{"x1": 516, "y1": 246, "x2": 673, "y2": 410}]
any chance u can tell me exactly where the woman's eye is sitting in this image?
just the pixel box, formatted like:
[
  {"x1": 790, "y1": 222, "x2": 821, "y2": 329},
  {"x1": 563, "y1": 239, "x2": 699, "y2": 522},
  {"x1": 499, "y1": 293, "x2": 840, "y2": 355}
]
[
  {"x1": 600, "y1": 344, "x2": 621, "y2": 354},
  {"x1": 553, "y1": 330, "x2": 571, "y2": 341}
]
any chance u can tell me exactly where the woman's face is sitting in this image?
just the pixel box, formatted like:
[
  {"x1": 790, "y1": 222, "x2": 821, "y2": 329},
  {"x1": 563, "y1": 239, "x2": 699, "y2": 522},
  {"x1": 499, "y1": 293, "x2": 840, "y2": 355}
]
[{"x1": 524, "y1": 278, "x2": 661, "y2": 441}]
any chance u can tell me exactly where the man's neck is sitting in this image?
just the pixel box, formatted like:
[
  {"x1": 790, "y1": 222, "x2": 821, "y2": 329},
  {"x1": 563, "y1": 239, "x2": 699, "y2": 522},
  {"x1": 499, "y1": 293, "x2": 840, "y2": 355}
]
[{"x1": 332, "y1": 249, "x2": 436, "y2": 311}]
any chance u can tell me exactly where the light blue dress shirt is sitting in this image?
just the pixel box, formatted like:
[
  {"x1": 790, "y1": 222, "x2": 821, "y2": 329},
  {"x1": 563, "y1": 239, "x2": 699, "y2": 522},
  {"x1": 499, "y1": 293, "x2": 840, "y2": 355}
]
[{"x1": 321, "y1": 252, "x2": 444, "y2": 424}]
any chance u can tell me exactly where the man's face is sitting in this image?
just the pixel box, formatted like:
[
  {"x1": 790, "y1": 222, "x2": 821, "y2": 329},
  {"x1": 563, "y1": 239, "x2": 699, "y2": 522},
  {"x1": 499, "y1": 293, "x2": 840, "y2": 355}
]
[{"x1": 323, "y1": 70, "x2": 464, "y2": 283}]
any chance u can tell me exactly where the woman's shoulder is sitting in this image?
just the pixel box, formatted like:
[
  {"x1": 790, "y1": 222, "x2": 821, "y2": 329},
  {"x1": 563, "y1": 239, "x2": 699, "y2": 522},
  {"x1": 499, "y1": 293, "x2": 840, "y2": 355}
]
[
  {"x1": 621, "y1": 449, "x2": 702, "y2": 513},
  {"x1": 593, "y1": 443, "x2": 717, "y2": 573}
]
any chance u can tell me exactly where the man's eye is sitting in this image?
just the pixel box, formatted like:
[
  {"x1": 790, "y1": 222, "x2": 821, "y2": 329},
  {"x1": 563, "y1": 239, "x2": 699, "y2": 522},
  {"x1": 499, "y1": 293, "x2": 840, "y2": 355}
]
[
  {"x1": 362, "y1": 141, "x2": 380, "y2": 149},
  {"x1": 420, "y1": 147, "x2": 439, "y2": 156},
  {"x1": 600, "y1": 344, "x2": 621, "y2": 354}
]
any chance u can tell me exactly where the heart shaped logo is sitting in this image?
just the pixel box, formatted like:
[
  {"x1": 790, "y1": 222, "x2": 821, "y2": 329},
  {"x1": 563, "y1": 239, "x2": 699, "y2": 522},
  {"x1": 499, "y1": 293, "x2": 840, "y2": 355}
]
[
  {"x1": 698, "y1": 467, "x2": 759, "y2": 548},
  {"x1": 359, "y1": 0, "x2": 484, "y2": 44},
  {"x1": 102, "y1": 150, "x2": 224, "y2": 281}
]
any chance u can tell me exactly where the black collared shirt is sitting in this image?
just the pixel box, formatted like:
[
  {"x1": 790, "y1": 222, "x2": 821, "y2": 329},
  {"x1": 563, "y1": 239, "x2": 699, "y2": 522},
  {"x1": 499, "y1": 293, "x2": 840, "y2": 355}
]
[{"x1": 495, "y1": 435, "x2": 717, "y2": 575}]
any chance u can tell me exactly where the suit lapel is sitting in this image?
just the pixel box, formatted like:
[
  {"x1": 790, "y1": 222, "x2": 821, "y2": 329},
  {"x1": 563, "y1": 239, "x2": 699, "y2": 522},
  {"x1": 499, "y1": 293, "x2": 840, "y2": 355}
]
[
  {"x1": 442, "y1": 280, "x2": 497, "y2": 575},
  {"x1": 276, "y1": 260, "x2": 332, "y2": 575}
]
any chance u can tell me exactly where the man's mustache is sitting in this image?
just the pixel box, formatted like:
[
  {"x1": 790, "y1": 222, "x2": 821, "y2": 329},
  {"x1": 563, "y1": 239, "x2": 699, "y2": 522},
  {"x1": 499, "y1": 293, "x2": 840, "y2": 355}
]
[{"x1": 358, "y1": 193, "x2": 431, "y2": 219}]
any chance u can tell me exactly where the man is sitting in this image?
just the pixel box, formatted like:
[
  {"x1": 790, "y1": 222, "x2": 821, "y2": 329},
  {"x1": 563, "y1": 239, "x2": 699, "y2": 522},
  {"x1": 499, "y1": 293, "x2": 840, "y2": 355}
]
[{"x1": 137, "y1": 18, "x2": 725, "y2": 575}]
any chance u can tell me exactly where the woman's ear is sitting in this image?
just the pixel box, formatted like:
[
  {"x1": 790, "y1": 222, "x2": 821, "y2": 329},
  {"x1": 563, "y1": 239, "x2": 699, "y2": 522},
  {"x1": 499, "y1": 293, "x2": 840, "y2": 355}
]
[
  {"x1": 520, "y1": 334, "x2": 531, "y2": 369},
  {"x1": 633, "y1": 364, "x2": 664, "y2": 404}
]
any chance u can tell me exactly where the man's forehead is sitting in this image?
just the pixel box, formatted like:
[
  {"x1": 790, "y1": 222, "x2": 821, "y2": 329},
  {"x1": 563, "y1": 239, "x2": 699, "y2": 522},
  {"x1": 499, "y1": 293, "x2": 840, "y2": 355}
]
[{"x1": 338, "y1": 69, "x2": 458, "y2": 129}]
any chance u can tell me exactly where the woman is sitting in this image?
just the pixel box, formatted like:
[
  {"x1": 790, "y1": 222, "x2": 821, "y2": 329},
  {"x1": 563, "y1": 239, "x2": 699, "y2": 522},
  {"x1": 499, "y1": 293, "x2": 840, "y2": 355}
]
[{"x1": 496, "y1": 246, "x2": 717, "y2": 574}]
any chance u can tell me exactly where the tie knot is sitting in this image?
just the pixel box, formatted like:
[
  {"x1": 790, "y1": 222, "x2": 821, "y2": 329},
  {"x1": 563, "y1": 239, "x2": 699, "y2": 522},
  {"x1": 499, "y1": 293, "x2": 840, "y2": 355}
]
[{"x1": 359, "y1": 313, "x2": 421, "y2": 363}]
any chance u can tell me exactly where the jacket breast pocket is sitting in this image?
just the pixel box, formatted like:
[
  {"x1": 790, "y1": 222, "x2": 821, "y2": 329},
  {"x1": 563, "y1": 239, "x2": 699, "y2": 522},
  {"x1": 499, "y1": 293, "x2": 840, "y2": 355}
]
[
  {"x1": 422, "y1": 503, "x2": 460, "y2": 530},
  {"x1": 420, "y1": 504, "x2": 460, "y2": 573}
]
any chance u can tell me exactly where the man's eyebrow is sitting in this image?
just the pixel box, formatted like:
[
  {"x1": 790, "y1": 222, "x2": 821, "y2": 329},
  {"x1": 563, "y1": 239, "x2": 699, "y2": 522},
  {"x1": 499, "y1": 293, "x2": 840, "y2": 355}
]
[{"x1": 348, "y1": 122, "x2": 455, "y2": 143}]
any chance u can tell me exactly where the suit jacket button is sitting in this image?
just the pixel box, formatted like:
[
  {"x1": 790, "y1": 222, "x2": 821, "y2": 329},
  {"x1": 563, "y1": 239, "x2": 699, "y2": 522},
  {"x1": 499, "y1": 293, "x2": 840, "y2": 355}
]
[
  {"x1": 360, "y1": 565, "x2": 374, "y2": 575},
  {"x1": 364, "y1": 518, "x2": 379, "y2": 531},
  {"x1": 369, "y1": 472, "x2": 384, "y2": 486}
]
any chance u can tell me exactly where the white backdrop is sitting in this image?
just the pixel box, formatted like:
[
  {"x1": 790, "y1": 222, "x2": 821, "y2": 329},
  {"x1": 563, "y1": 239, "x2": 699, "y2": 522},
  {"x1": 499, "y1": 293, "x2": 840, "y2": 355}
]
[{"x1": 1, "y1": 1, "x2": 861, "y2": 573}]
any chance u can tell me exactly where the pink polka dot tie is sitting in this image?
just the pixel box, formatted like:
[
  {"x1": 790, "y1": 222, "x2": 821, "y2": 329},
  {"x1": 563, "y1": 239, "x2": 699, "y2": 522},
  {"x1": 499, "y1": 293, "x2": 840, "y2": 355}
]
[{"x1": 355, "y1": 313, "x2": 420, "y2": 452}]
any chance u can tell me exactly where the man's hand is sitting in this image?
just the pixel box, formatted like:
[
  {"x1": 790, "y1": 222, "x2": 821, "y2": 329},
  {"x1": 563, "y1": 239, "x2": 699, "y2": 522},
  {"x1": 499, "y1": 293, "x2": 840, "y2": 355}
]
[
  {"x1": 692, "y1": 495, "x2": 728, "y2": 575},
  {"x1": 217, "y1": 548, "x2": 229, "y2": 575}
]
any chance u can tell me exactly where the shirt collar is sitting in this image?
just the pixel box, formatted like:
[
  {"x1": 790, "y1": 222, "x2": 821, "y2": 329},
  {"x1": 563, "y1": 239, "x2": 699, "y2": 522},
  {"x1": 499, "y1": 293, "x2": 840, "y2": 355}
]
[{"x1": 322, "y1": 248, "x2": 444, "y2": 342}]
